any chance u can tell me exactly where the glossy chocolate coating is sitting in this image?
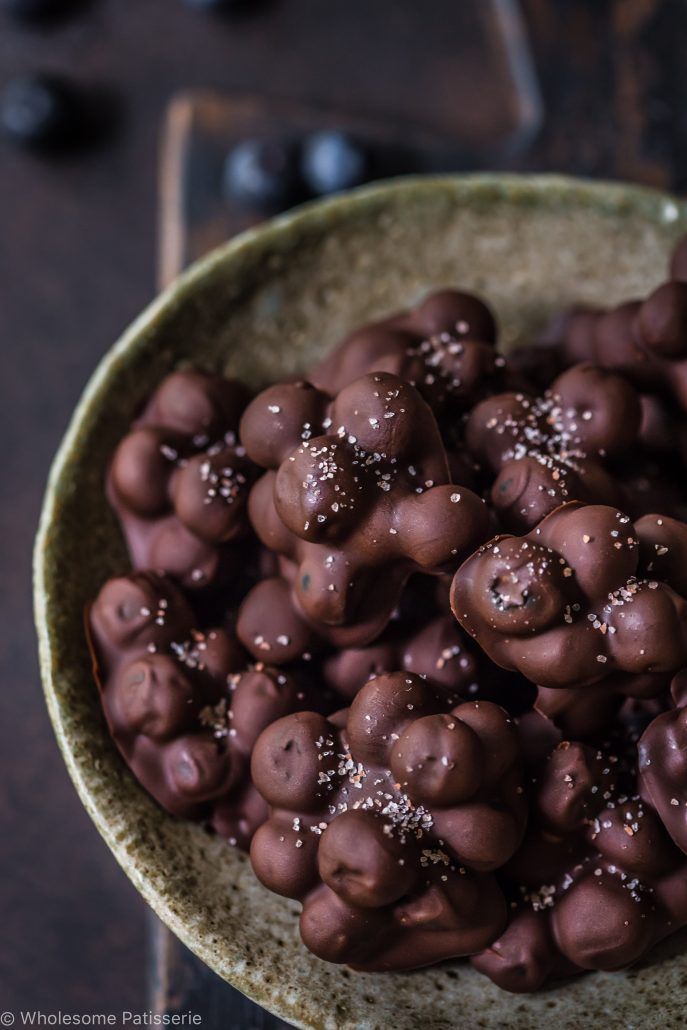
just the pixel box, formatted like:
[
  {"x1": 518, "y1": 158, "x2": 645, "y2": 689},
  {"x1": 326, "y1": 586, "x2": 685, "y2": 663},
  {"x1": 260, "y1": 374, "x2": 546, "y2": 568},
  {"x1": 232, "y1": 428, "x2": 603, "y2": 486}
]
[
  {"x1": 534, "y1": 683, "x2": 623, "y2": 739},
  {"x1": 322, "y1": 614, "x2": 480, "y2": 701},
  {"x1": 309, "y1": 289, "x2": 502, "y2": 419},
  {"x1": 323, "y1": 608, "x2": 536, "y2": 718},
  {"x1": 236, "y1": 576, "x2": 322, "y2": 665},
  {"x1": 639, "y1": 680, "x2": 687, "y2": 857},
  {"x1": 91, "y1": 257, "x2": 687, "y2": 988},
  {"x1": 88, "y1": 571, "x2": 307, "y2": 846},
  {"x1": 108, "y1": 369, "x2": 257, "y2": 589},
  {"x1": 550, "y1": 260, "x2": 687, "y2": 413},
  {"x1": 473, "y1": 727, "x2": 687, "y2": 992},
  {"x1": 241, "y1": 371, "x2": 491, "y2": 646},
  {"x1": 451, "y1": 502, "x2": 687, "y2": 699},
  {"x1": 249, "y1": 672, "x2": 526, "y2": 970},
  {"x1": 465, "y1": 364, "x2": 641, "y2": 531}
]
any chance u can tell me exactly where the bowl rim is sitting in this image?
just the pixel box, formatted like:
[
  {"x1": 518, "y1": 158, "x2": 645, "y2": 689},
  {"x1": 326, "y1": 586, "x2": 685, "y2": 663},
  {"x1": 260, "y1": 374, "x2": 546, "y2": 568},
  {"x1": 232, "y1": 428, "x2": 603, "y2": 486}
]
[{"x1": 33, "y1": 171, "x2": 687, "y2": 1022}]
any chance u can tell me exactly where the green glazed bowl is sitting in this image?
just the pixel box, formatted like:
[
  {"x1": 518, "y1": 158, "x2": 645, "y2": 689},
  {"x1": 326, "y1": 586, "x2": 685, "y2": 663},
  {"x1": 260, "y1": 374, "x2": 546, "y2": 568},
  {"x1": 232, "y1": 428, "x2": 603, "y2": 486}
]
[{"x1": 34, "y1": 175, "x2": 687, "y2": 1029}]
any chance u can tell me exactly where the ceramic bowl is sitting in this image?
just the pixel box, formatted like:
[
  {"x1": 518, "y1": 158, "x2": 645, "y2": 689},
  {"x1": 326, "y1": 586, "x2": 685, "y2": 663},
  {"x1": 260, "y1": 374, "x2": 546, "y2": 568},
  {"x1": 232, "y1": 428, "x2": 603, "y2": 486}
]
[{"x1": 34, "y1": 175, "x2": 687, "y2": 1029}]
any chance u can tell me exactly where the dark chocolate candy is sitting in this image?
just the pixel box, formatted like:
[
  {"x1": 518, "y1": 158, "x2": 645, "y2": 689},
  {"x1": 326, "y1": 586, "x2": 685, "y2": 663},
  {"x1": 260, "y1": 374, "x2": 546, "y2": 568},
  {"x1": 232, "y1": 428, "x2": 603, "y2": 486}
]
[
  {"x1": 241, "y1": 371, "x2": 491, "y2": 646},
  {"x1": 451, "y1": 502, "x2": 687, "y2": 703},
  {"x1": 88, "y1": 571, "x2": 307, "y2": 846},
  {"x1": 549, "y1": 248, "x2": 687, "y2": 413},
  {"x1": 474, "y1": 726, "x2": 687, "y2": 991},
  {"x1": 322, "y1": 614, "x2": 479, "y2": 702},
  {"x1": 108, "y1": 369, "x2": 257, "y2": 589},
  {"x1": 90, "y1": 246, "x2": 687, "y2": 988},
  {"x1": 323, "y1": 608, "x2": 536, "y2": 718},
  {"x1": 638, "y1": 675, "x2": 687, "y2": 857},
  {"x1": 465, "y1": 364, "x2": 641, "y2": 531},
  {"x1": 236, "y1": 575, "x2": 322, "y2": 665},
  {"x1": 249, "y1": 672, "x2": 526, "y2": 970},
  {"x1": 309, "y1": 289, "x2": 501, "y2": 419}
]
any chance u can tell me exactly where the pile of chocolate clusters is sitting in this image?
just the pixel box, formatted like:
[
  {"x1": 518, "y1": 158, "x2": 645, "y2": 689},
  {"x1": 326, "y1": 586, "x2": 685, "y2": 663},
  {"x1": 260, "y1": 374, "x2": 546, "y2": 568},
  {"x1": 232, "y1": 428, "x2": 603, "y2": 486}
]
[{"x1": 87, "y1": 233, "x2": 687, "y2": 992}]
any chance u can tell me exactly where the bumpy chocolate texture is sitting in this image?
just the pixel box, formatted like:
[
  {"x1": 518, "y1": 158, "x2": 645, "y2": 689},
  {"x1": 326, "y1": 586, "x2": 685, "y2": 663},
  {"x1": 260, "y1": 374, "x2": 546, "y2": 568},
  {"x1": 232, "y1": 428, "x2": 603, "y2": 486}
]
[
  {"x1": 322, "y1": 609, "x2": 536, "y2": 716},
  {"x1": 546, "y1": 233, "x2": 687, "y2": 414},
  {"x1": 249, "y1": 672, "x2": 527, "y2": 971},
  {"x1": 473, "y1": 731, "x2": 687, "y2": 992},
  {"x1": 88, "y1": 571, "x2": 308, "y2": 847},
  {"x1": 535, "y1": 235, "x2": 687, "y2": 520},
  {"x1": 639, "y1": 668, "x2": 687, "y2": 858},
  {"x1": 465, "y1": 363, "x2": 642, "y2": 531},
  {"x1": 235, "y1": 572, "x2": 481, "y2": 698},
  {"x1": 234, "y1": 571, "x2": 536, "y2": 712},
  {"x1": 236, "y1": 575, "x2": 323, "y2": 666},
  {"x1": 235, "y1": 571, "x2": 456, "y2": 679},
  {"x1": 322, "y1": 614, "x2": 480, "y2": 702},
  {"x1": 547, "y1": 313, "x2": 687, "y2": 455},
  {"x1": 451, "y1": 503, "x2": 687, "y2": 721},
  {"x1": 240, "y1": 371, "x2": 490, "y2": 646},
  {"x1": 309, "y1": 289, "x2": 503, "y2": 419},
  {"x1": 108, "y1": 369, "x2": 256, "y2": 589}
]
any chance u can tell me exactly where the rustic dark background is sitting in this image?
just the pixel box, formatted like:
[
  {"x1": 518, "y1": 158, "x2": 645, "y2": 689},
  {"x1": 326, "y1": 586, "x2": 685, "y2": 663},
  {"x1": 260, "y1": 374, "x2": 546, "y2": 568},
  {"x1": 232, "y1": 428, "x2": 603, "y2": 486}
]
[{"x1": 3, "y1": 0, "x2": 687, "y2": 1025}]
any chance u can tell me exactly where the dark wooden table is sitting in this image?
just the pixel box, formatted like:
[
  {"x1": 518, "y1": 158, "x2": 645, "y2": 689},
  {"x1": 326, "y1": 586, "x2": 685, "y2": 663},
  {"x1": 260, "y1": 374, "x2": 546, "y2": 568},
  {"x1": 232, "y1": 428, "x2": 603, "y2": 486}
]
[{"x1": 3, "y1": 0, "x2": 687, "y2": 1025}]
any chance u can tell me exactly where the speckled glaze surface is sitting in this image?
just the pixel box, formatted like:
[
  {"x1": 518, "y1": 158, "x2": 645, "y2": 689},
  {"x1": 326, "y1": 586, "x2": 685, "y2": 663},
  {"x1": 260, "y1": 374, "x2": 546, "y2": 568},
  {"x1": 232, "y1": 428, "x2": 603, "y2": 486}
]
[{"x1": 34, "y1": 175, "x2": 687, "y2": 1029}]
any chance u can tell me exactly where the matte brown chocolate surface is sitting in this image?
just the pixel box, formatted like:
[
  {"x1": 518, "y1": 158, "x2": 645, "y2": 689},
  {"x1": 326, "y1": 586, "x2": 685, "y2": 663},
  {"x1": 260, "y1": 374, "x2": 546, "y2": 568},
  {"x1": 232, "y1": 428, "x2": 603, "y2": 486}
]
[
  {"x1": 452, "y1": 503, "x2": 687, "y2": 701},
  {"x1": 250, "y1": 675, "x2": 525, "y2": 971},
  {"x1": 108, "y1": 370, "x2": 255, "y2": 591},
  {"x1": 100, "y1": 270, "x2": 687, "y2": 986},
  {"x1": 242, "y1": 369, "x2": 490, "y2": 646}
]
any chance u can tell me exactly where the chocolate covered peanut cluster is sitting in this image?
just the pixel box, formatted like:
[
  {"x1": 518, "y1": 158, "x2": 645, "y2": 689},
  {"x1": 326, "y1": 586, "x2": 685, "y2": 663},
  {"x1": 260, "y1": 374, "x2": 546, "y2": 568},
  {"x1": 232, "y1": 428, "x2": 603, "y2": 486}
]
[
  {"x1": 91, "y1": 262, "x2": 687, "y2": 988},
  {"x1": 241, "y1": 371, "x2": 490, "y2": 646},
  {"x1": 88, "y1": 571, "x2": 308, "y2": 846},
  {"x1": 109, "y1": 369, "x2": 257, "y2": 589},
  {"x1": 474, "y1": 727, "x2": 687, "y2": 992},
  {"x1": 310, "y1": 289, "x2": 502, "y2": 419},
  {"x1": 541, "y1": 234, "x2": 687, "y2": 441},
  {"x1": 639, "y1": 669, "x2": 687, "y2": 857},
  {"x1": 555, "y1": 287, "x2": 687, "y2": 413},
  {"x1": 322, "y1": 613, "x2": 479, "y2": 701},
  {"x1": 451, "y1": 502, "x2": 687, "y2": 708},
  {"x1": 249, "y1": 672, "x2": 526, "y2": 970},
  {"x1": 465, "y1": 364, "x2": 641, "y2": 530}
]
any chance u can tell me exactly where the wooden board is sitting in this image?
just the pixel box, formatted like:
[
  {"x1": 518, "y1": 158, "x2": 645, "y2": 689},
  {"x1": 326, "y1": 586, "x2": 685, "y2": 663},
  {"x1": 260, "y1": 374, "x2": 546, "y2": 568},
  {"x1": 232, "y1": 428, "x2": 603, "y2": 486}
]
[{"x1": 158, "y1": 0, "x2": 543, "y2": 282}]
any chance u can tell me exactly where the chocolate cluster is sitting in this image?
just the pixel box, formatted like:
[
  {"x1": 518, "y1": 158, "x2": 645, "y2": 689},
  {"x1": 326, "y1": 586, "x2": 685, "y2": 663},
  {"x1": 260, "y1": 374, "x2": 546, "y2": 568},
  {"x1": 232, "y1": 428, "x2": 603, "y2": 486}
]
[
  {"x1": 309, "y1": 289, "x2": 502, "y2": 420},
  {"x1": 249, "y1": 673, "x2": 526, "y2": 970},
  {"x1": 88, "y1": 571, "x2": 309, "y2": 846},
  {"x1": 465, "y1": 364, "x2": 641, "y2": 530},
  {"x1": 322, "y1": 613, "x2": 478, "y2": 701},
  {"x1": 451, "y1": 503, "x2": 687, "y2": 729},
  {"x1": 241, "y1": 370, "x2": 490, "y2": 646},
  {"x1": 536, "y1": 235, "x2": 687, "y2": 516},
  {"x1": 555, "y1": 287, "x2": 687, "y2": 412},
  {"x1": 473, "y1": 721, "x2": 687, "y2": 992},
  {"x1": 108, "y1": 369, "x2": 256, "y2": 590},
  {"x1": 90, "y1": 247, "x2": 687, "y2": 988},
  {"x1": 638, "y1": 671, "x2": 687, "y2": 856}
]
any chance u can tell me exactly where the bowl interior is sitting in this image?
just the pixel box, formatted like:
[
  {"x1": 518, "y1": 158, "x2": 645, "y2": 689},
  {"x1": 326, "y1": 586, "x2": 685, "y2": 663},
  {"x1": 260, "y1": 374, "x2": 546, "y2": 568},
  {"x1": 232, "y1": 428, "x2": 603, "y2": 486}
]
[{"x1": 35, "y1": 175, "x2": 687, "y2": 1029}]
